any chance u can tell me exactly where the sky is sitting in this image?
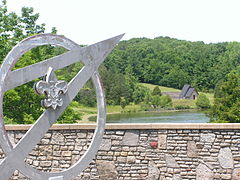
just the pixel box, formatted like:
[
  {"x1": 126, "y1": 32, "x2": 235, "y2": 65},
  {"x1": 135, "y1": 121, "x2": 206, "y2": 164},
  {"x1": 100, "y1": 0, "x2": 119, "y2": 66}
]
[{"x1": 6, "y1": 0, "x2": 240, "y2": 45}]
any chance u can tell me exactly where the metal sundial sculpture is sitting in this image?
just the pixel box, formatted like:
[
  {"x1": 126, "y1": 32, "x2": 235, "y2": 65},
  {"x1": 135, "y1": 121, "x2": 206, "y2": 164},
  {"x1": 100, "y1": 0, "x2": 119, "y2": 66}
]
[{"x1": 0, "y1": 33, "x2": 124, "y2": 180}]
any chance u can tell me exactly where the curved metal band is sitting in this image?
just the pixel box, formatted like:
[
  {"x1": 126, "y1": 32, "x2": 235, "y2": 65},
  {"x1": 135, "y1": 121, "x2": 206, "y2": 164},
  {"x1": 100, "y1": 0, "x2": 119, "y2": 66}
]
[{"x1": 0, "y1": 34, "x2": 106, "y2": 180}]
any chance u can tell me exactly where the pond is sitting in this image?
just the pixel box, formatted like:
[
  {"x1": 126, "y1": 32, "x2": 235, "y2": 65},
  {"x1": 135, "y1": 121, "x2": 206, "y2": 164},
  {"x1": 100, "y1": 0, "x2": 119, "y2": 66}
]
[{"x1": 102, "y1": 111, "x2": 210, "y2": 123}]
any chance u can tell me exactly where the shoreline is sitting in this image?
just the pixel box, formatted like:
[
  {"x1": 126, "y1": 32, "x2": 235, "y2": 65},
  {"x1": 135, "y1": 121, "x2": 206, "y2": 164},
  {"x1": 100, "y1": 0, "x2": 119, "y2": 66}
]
[{"x1": 80, "y1": 108, "x2": 202, "y2": 123}]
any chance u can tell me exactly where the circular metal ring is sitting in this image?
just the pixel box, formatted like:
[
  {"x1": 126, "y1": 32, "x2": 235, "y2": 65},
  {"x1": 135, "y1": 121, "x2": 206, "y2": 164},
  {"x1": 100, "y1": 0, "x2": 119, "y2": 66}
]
[{"x1": 0, "y1": 34, "x2": 106, "y2": 180}]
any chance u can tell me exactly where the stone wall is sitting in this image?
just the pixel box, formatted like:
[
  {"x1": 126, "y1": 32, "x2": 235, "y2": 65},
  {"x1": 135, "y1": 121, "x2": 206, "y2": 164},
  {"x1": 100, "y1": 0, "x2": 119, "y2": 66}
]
[{"x1": 1, "y1": 123, "x2": 240, "y2": 180}]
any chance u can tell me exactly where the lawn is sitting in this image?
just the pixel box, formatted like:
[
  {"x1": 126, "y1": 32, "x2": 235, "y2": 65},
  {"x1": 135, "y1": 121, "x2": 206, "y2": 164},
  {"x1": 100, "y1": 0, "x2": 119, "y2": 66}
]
[
  {"x1": 73, "y1": 104, "x2": 142, "y2": 123},
  {"x1": 140, "y1": 83, "x2": 181, "y2": 92}
]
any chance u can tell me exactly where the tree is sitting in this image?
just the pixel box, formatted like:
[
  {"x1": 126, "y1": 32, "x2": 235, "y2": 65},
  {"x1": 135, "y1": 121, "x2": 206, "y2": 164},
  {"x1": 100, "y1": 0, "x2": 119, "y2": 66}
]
[
  {"x1": 143, "y1": 92, "x2": 152, "y2": 106},
  {"x1": 151, "y1": 95, "x2": 161, "y2": 109},
  {"x1": 196, "y1": 93, "x2": 210, "y2": 109},
  {"x1": 0, "y1": 1, "x2": 46, "y2": 63},
  {"x1": 152, "y1": 86, "x2": 162, "y2": 96},
  {"x1": 208, "y1": 68, "x2": 240, "y2": 123},
  {"x1": 120, "y1": 97, "x2": 127, "y2": 109},
  {"x1": 1, "y1": 2, "x2": 83, "y2": 124},
  {"x1": 160, "y1": 66, "x2": 190, "y2": 89}
]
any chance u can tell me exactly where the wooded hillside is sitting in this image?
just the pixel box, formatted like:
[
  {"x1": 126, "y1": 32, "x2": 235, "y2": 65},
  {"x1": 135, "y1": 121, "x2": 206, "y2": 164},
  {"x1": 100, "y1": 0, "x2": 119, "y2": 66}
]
[{"x1": 105, "y1": 37, "x2": 239, "y2": 91}]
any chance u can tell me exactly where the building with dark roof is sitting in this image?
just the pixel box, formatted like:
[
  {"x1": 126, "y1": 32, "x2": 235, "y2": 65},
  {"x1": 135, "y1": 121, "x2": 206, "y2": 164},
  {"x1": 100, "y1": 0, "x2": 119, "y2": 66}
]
[{"x1": 179, "y1": 84, "x2": 198, "y2": 100}]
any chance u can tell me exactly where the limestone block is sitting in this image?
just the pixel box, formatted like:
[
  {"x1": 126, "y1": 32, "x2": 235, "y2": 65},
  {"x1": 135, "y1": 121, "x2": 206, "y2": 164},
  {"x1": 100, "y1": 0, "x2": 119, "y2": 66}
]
[
  {"x1": 61, "y1": 151, "x2": 71, "y2": 157},
  {"x1": 196, "y1": 163, "x2": 213, "y2": 180},
  {"x1": 51, "y1": 133, "x2": 65, "y2": 144},
  {"x1": 122, "y1": 130, "x2": 139, "y2": 146},
  {"x1": 127, "y1": 156, "x2": 136, "y2": 163},
  {"x1": 158, "y1": 134, "x2": 167, "y2": 149},
  {"x1": 148, "y1": 161, "x2": 160, "y2": 180},
  {"x1": 200, "y1": 133, "x2": 215, "y2": 143},
  {"x1": 173, "y1": 174, "x2": 182, "y2": 180},
  {"x1": 220, "y1": 174, "x2": 232, "y2": 179},
  {"x1": 218, "y1": 147, "x2": 233, "y2": 169},
  {"x1": 7, "y1": 132, "x2": 15, "y2": 146},
  {"x1": 232, "y1": 168, "x2": 240, "y2": 180},
  {"x1": 96, "y1": 160, "x2": 117, "y2": 180},
  {"x1": 99, "y1": 139, "x2": 111, "y2": 151},
  {"x1": 117, "y1": 157, "x2": 126, "y2": 163},
  {"x1": 77, "y1": 132, "x2": 87, "y2": 138},
  {"x1": 40, "y1": 161, "x2": 52, "y2": 167},
  {"x1": 187, "y1": 141, "x2": 198, "y2": 157},
  {"x1": 165, "y1": 154, "x2": 179, "y2": 168},
  {"x1": 159, "y1": 175, "x2": 166, "y2": 180}
]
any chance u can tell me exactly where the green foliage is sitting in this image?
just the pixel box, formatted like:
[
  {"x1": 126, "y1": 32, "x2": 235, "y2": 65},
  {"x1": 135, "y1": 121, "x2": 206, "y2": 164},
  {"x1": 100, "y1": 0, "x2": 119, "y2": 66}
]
[
  {"x1": 142, "y1": 93, "x2": 173, "y2": 109},
  {"x1": 196, "y1": 93, "x2": 210, "y2": 109},
  {"x1": 74, "y1": 80, "x2": 97, "y2": 107},
  {"x1": 143, "y1": 92, "x2": 152, "y2": 105},
  {"x1": 208, "y1": 68, "x2": 240, "y2": 123},
  {"x1": 1, "y1": 1, "x2": 78, "y2": 124},
  {"x1": 160, "y1": 66, "x2": 190, "y2": 89},
  {"x1": 174, "y1": 105, "x2": 191, "y2": 110},
  {"x1": 120, "y1": 97, "x2": 127, "y2": 109},
  {"x1": 159, "y1": 95, "x2": 173, "y2": 108},
  {"x1": 151, "y1": 95, "x2": 161, "y2": 108},
  {"x1": 3, "y1": 83, "x2": 44, "y2": 124},
  {"x1": 100, "y1": 65, "x2": 147, "y2": 106},
  {"x1": 77, "y1": 88, "x2": 96, "y2": 107},
  {"x1": 211, "y1": 119, "x2": 230, "y2": 123},
  {"x1": 57, "y1": 102, "x2": 82, "y2": 124},
  {"x1": 152, "y1": 86, "x2": 162, "y2": 96},
  {"x1": 132, "y1": 85, "x2": 148, "y2": 104},
  {"x1": 0, "y1": 1, "x2": 46, "y2": 63},
  {"x1": 105, "y1": 36, "x2": 237, "y2": 91},
  {"x1": 23, "y1": 113, "x2": 35, "y2": 124}
]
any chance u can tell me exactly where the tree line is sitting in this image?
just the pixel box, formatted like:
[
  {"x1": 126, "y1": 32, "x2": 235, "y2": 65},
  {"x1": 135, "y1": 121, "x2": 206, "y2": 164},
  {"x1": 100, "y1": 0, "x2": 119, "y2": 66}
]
[{"x1": 104, "y1": 36, "x2": 240, "y2": 92}]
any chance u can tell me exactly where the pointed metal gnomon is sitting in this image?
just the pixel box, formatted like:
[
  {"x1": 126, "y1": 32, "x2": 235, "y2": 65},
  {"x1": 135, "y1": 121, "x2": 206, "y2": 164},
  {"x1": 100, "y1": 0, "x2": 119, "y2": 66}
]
[{"x1": 0, "y1": 33, "x2": 124, "y2": 180}]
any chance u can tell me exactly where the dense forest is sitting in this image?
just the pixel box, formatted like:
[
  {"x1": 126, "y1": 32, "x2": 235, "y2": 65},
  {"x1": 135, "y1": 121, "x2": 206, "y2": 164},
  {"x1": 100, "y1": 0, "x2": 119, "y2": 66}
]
[
  {"x1": 1, "y1": 1, "x2": 240, "y2": 123},
  {"x1": 105, "y1": 37, "x2": 240, "y2": 91}
]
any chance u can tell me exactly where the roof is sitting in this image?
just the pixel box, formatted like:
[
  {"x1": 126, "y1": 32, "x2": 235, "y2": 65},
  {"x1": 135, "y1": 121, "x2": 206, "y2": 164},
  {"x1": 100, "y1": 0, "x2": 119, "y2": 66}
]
[
  {"x1": 179, "y1": 84, "x2": 191, "y2": 99},
  {"x1": 185, "y1": 88, "x2": 195, "y2": 98},
  {"x1": 179, "y1": 85, "x2": 198, "y2": 99}
]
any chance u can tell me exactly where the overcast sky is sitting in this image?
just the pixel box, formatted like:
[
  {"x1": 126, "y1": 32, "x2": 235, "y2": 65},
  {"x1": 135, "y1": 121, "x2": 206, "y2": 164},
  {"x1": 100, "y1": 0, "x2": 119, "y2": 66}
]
[{"x1": 6, "y1": 0, "x2": 240, "y2": 45}]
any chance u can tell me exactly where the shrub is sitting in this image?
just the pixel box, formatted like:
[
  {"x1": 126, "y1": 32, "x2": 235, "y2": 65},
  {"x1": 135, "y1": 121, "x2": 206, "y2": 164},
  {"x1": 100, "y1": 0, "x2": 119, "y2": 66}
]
[
  {"x1": 174, "y1": 105, "x2": 191, "y2": 110},
  {"x1": 196, "y1": 93, "x2": 210, "y2": 109},
  {"x1": 151, "y1": 95, "x2": 161, "y2": 108},
  {"x1": 159, "y1": 95, "x2": 173, "y2": 108}
]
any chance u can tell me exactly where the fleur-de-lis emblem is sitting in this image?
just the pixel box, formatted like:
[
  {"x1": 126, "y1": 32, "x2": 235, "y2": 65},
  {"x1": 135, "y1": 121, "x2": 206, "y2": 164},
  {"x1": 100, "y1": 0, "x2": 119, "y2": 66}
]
[{"x1": 34, "y1": 67, "x2": 68, "y2": 110}]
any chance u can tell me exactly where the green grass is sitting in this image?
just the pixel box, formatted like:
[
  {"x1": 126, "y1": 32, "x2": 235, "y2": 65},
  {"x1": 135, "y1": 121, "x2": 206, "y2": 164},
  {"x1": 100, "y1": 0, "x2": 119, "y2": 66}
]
[
  {"x1": 73, "y1": 105, "x2": 97, "y2": 114},
  {"x1": 172, "y1": 99, "x2": 197, "y2": 108},
  {"x1": 107, "y1": 104, "x2": 141, "y2": 113},
  {"x1": 73, "y1": 104, "x2": 142, "y2": 123},
  {"x1": 140, "y1": 83, "x2": 181, "y2": 92}
]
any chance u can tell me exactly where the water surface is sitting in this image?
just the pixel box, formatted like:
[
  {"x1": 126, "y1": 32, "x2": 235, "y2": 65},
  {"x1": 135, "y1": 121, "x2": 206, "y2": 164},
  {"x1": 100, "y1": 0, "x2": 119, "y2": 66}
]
[{"x1": 105, "y1": 111, "x2": 209, "y2": 123}]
